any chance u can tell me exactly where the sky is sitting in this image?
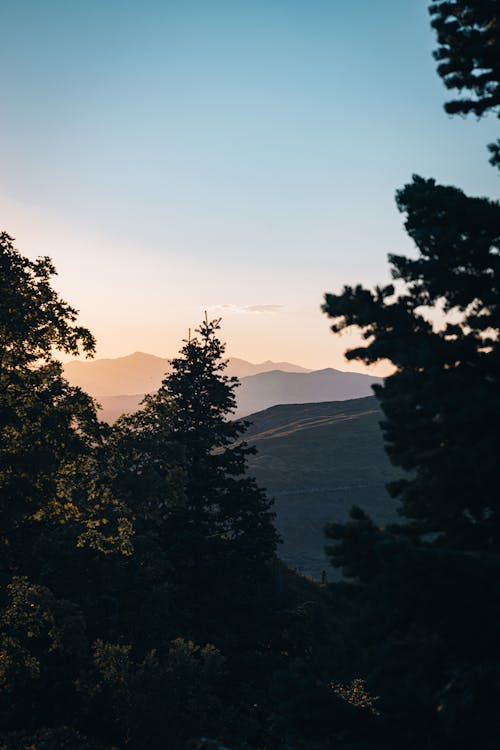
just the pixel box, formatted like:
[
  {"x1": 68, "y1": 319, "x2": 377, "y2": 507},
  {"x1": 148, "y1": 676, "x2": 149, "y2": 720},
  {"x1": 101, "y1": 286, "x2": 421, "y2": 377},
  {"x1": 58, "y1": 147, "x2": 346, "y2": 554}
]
[{"x1": 1, "y1": 0, "x2": 498, "y2": 372}]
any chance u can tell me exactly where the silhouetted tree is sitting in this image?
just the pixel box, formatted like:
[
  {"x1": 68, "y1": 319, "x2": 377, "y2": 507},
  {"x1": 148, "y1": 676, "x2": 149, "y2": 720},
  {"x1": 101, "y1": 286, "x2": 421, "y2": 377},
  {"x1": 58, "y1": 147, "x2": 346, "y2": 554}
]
[
  {"x1": 0, "y1": 232, "x2": 133, "y2": 560},
  {"x1": 1, "y1": 240, "x2": 366, "y2": 749},
  {"x1": 0, "y1": 238, "x2": 237, "y2": 749},
  {"x1": 126, "y1": 316, "x2": 280, "y2": 643},
  {"x1": 325, "y1": 176, "x2": 500, "y2": 550},
  {"x1": 320, "y1": 6, "x2": 500, "y2": 745},
  {"x1": 322, "y1": 139, "x2": 500, "y2": 750},
  {"x1": 0, "y1": 233, "x2": 132, "y2": 745}
]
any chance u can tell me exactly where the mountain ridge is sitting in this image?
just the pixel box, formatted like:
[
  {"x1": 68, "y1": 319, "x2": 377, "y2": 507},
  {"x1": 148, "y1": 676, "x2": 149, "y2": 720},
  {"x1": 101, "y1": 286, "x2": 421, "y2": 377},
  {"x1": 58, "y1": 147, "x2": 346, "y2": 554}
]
[
  {"x1": 234, "y1": 368, "x2": 381, "y2": 417},
  {"x1": 63, "y1": 352, "x2": 312, "y2": 397},
  {"x1": 63, "y1": 352, "x2": 382, "y2": 422}
]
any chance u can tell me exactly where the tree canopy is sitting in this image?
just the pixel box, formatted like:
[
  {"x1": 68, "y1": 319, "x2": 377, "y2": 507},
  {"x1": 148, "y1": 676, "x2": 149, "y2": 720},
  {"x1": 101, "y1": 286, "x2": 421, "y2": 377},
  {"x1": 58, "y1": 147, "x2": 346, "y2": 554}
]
[
  {"x1": 1, "y1": 241, "x2": 373, "y2": 749},
  {"x1": 321, "y1": 6, "x2": 500, "y2": 746},
  {"x1": 323, "y1": 175, "x2": 500, "y2": 548}
]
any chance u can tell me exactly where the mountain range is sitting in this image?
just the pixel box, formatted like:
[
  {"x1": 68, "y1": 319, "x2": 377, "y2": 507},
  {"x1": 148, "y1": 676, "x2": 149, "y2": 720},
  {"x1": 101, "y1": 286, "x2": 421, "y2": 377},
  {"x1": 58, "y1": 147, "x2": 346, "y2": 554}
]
[
  {"x1": 236, "y1": 368, "x2": 381, "y2": 417},
  {"x1": 64, "y1": 352, "x2": 381, "y2": 422},
  {"x1": 63, "y1": 352, "x2": 310, "y2": 397}
]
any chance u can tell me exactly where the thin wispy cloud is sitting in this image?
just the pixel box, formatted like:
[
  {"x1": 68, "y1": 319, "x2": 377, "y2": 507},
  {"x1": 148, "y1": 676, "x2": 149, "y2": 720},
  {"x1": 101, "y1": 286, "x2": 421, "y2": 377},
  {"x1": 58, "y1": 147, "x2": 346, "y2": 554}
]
[{"x1": 209, "y1": 304, "x2": 284, "y2": 315}]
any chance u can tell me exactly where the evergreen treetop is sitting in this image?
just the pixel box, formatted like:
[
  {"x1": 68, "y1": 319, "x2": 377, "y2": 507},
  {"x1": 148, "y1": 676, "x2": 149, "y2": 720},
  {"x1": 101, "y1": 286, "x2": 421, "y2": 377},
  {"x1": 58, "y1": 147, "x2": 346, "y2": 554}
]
[{"x1": 429, "y1": 0, "x2": 500, "y2": 166}]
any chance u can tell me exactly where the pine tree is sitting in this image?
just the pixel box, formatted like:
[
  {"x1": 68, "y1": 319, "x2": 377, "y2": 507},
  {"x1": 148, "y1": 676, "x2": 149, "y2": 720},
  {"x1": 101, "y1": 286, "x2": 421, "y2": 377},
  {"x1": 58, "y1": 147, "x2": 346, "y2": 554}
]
[
  {"x1": 429, "y1": 1, "x2": 500, "y2": 167},
  {"x1": 137, "y1": 316, "x2": 280, "y2": 640},
  {"x1": 324, "y1": 176, "x2": 500, "y2": 550},
  {"x1": 319, "y1": 6, "x2": 500, "y2": 745}
]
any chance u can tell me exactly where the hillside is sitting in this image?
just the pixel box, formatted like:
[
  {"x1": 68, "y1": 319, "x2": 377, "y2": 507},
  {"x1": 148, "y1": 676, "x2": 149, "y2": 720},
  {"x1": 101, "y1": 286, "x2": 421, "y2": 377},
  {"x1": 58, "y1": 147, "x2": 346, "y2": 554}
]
[{"x1": 244, "y1": 397, "x2": 398, "y2": 579}]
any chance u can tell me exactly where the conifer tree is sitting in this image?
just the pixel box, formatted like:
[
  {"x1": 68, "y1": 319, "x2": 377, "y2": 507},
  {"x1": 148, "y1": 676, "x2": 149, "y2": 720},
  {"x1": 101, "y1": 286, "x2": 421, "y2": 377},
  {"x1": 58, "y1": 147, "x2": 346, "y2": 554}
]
[
  {"x1": 429, "y1": 1, "x2": 500, "y2": 167},
  {"x1": 324, "y1": 177, "x2": 500, "y2": 550},
  {"x1": 320, "y1": 5, "x2": 500, "y2": 744},
  {"x1": 134, "y1": 316, "x2": 279, "y2": 640}
]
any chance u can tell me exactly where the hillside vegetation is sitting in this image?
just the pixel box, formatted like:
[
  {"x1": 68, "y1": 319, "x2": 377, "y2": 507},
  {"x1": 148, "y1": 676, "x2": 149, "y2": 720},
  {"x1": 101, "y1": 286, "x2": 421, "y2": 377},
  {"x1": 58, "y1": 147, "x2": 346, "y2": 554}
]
[{"x1": 244, "y1": 397, "x2": 398, "y2": 578}]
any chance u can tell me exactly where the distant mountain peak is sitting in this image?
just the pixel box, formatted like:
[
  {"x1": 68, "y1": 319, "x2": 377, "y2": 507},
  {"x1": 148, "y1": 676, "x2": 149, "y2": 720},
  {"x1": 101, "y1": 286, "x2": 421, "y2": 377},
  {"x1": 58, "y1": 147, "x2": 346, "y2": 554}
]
[
  {"x1": 63, "y1": 351, "x2": 382, "y2": 421},
  {"x1": 125, "y1": 351, "x2": 168, "y2": 362},
  {"x1": 63, "y1": 352, "x2": 312, "y2": 401}
]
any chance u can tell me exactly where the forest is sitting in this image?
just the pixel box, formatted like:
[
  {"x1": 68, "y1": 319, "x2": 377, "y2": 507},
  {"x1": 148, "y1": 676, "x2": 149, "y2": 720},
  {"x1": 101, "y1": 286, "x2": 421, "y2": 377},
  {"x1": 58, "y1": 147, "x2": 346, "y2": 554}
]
[{"x1": 1, "y1": 2, "x2": 499, "y2": 748}]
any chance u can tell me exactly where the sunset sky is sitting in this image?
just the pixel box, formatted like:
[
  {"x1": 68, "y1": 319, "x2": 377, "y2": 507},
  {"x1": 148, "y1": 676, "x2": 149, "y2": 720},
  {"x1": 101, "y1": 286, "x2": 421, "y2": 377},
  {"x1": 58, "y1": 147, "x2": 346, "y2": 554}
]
[{"x1": 1, "y1": 0, "x2": 498, "y2": 371}]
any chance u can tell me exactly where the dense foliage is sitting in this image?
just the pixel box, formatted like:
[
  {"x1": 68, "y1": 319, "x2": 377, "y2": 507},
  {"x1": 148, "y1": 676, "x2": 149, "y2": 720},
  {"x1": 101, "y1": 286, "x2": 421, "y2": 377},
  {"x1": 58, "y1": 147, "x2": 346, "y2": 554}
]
[
  {"x1": 0, "y1": 236, "x2": 378, "y2": 749},
  {"x1": 323, "y1": 178, "x2": 500, "y2": 747},
  {"x1": 324, "y1": 177, "x2": 500, "y2": 548},
  {"x1": 151, "y1": 318, "x2": 279, "y2": 640},
  {"x1": 321, "y1": 3, "x2": 500, "y2": 747}
]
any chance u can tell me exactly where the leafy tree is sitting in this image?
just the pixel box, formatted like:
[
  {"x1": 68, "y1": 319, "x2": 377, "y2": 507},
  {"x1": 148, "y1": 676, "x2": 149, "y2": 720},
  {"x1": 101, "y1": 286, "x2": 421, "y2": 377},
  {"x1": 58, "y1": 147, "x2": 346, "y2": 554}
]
[
  {"x1": 0, "y1": 234, "x2": 132, "y2": 744},
  {"x1": 0, "y1": 232, "x2": 132, "y2": 561},
  {"x1": 77, "y1": 637, "x2": 226, "y2": 750},
  {"x1": 0, "y1": 231, "x2": 94, "y2": 367},
  {"x1": 429, "y1": 0, "x2": 500, "y2": 166}
]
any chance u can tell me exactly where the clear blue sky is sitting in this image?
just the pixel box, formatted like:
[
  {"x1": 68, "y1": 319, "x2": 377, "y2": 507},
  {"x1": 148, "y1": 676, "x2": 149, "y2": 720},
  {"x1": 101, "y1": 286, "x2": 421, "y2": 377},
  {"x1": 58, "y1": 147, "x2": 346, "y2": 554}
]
[{"x1": 1, "y1": 0, "x2": 498, "y2": 369}]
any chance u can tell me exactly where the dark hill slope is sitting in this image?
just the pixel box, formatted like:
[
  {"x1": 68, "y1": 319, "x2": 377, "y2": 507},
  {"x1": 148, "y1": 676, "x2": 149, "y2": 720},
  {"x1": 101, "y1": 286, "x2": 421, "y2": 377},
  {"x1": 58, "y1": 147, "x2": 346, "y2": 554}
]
[{"x1": 244, "y1": 397, "x2": 399, "y2": 579}]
